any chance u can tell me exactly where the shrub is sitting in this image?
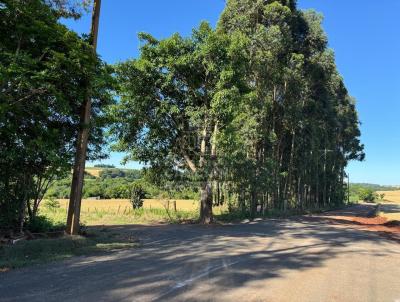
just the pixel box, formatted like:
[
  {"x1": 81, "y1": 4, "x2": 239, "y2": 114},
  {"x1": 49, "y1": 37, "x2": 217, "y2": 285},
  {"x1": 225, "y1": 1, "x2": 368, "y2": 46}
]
[
  {"x1": 25, "y1": 216, "x2": 62, "y2": 233},
  {"x1": 359, "y1": 188, "x2": 378, "y2": 202},
  {"x1": 130, "y1": 184, "x2": 146, "y2": 209},
  {"x1": 44, "y1": 198, "x2": 61, "y2": 212}
]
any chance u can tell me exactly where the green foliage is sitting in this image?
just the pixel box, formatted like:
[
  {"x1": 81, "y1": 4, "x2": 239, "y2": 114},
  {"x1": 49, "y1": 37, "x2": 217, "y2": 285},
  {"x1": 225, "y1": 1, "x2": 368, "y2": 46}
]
[
  {"x1": 0, "y1": 0, "x2": 114, "y2": 231},
  {"x1": 99, "y1": 168, "x2": 141, "y2": 180},
  {"x1": 24, "y1": 215, "x2": 63, "y2": 233},
  {"x1": 349, "y1": 183, "x2": 394, "y2": 202},
  {"x1": 111, "y1": 0, "x2": 364, "y2": 221},
  {"x1": 358, "y1": 188, "x2": 378, "y2": 203},
  {"x1": 130, "y1": 184, "x2": 146, "y2": 209},
  {"x1": 44, "y1": 169, "x2": 190, "y2": 200},
  {"x1": 43, "y1": 198, "x2": 61, "y2": 212}
]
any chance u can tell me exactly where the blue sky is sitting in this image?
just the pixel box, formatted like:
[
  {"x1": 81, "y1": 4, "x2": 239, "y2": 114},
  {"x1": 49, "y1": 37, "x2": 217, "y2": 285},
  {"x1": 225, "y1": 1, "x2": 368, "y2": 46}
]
[{"x1": 63, "y1": 0, "x2": 400, "y2": 185}]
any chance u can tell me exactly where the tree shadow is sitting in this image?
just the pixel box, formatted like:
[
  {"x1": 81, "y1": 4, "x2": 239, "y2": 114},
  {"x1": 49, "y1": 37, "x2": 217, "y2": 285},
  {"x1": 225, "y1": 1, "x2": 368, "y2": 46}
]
[
  {"x1": 380, "y1": 202, "x2": 400, "y2": 214},
  {"x1": 1, "y1": 210, "x2": 399, "y2": 302}
]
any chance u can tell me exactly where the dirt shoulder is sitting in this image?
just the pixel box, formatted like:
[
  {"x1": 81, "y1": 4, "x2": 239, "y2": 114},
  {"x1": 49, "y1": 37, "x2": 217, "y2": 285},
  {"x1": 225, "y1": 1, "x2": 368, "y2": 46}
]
[{"x1": 315, "y1": 203, "x2": 400, "y2": 242}]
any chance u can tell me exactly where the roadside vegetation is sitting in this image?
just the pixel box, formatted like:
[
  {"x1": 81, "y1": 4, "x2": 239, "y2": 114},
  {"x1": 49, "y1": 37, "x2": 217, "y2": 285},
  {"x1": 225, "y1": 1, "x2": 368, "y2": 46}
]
[
  {"x1": 0, "y1": 229, "x2": 138, "y2": 271},
  {"x1": 42, "y1": 199, "x2": 199, "y2": 226},
  {"x1": 349, "y1": 183, "x2": 398, "y2": 202},
  {"x1": 45, "y1": 168, "x2": 199, "y2": 201},
  {"x1": 1, "y1": 0, "x2": 365, "y2": 235},
  {"x1": 0, "y1": 0, "x2": 372, "y2": 270}
]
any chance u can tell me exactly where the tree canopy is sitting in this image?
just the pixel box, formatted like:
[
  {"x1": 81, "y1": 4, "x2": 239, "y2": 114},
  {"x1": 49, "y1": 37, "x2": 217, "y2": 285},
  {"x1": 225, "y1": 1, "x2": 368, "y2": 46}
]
[
  {"x1": 0, "y1": 0, "x2": 114, "y2": 231},
  {"x1": 112, "y1": 0, "x2": 364, "y2": 223}
]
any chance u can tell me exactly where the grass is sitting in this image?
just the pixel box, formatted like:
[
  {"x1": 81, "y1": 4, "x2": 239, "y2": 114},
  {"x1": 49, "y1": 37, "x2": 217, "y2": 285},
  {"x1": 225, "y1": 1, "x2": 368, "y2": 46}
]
[
  {"x1": 43, "y1": 199, "x2": 202, "y2": 226},
  {"x1": 376, "y1": 190, "x2": 400, "y2": 221},
  {"x1": 84, "y1": 167, "x2": 103, "y2": 178},
  {"x1": 57, "y1": 198, "x2": 200, "y2": 212},
  {"x1": 376, "y1": 190, "x2": 400, "y2": 203},
  {"x1": 43, "y1": 206, "x2": 199, "y2": 226},
  {"x1": 0, "y1": 199, "x2": 200, "y2": 271},
  {"x1": 0, "y1": 229, "x2": 138, "y2": 271}
]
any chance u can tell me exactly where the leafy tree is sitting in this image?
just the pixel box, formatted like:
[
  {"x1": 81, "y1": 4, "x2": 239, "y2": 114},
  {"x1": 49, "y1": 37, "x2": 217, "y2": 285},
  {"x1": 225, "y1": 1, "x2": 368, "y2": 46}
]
[
  {"x1": 216, "y1": 0, "x2": 364, "y2": 214},
  {"x1": 111, "y1": 23, "x2": 248, "y2": 223},
  {"x1": 0, "y1": 0, "x2": 114, "y2": 232},
  {"x1": 130, "y1": 183, "x2": 146, "y2": 210},
  {"x1": 45, "y1": 0, "x2": 91, "y2": 19},
  {"x1": 112, "y1": 1, "x2": 364, "y2": 221}
]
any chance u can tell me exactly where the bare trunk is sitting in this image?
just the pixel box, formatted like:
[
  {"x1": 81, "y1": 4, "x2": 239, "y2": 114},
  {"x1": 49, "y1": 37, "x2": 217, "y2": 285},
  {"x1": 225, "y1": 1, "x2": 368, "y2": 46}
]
[
  {"x1": 200, "y1": 182, "x2": 213, "y2": 224},
  {"x1": 250, "y1": 190, "x2": 257, "y2": 219}
]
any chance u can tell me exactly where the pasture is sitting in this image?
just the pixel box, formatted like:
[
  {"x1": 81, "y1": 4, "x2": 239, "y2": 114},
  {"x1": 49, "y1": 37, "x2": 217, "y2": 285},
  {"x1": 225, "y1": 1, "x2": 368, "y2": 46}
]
[
  {"x1": 377, "y1": 190, "x2": 400, "y2": 203},
  {"x1": 376, "y1": 190, "x2": 400, "y2": 221},
  {"x1": 58, "y1": 198, "x2": 199, "y2": 212},
  {"x1": 41, "y1": 199, "x2": 227, "y2": 226},
  {"x1": 84, "y1": 167, "x2": 103, "y2": 178}
]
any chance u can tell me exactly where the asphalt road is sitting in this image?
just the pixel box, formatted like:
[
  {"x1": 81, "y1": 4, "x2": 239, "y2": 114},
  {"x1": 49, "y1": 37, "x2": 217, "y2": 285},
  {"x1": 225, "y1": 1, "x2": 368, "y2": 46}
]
[{"x1": 1, "y1": 205, "x2": 400, "y2": 302}]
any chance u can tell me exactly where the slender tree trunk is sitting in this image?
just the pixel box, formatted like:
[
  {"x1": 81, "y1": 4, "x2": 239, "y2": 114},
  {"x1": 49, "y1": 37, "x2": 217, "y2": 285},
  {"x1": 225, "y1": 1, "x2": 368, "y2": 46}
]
[
  {"x1": 250, "y1": 189, "x2": 257, "y2": 219},
  {"x1": 17, "y1": 174, "x2": 30, "y2": 234}
]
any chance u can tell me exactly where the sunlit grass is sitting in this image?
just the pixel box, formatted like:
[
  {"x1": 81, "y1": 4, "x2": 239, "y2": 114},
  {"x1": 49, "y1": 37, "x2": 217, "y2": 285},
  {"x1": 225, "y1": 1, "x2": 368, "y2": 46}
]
[
  {"x1": 41, "y1": 199, "x2": 207, "y2": 226},
  {"x1": 374, "y1": 190, "x2": 400, "y2": 221}
]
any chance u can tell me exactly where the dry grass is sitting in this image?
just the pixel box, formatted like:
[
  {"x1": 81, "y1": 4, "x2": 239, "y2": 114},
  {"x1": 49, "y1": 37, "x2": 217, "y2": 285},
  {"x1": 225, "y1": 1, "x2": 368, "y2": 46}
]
[
  {"x1": 376, "y1": 190, "x2": 400, "y2": 204},
  {"x1": 376, "y1": 190, "x2": 400, "y2": 221},
  {"x1": 85, "y1": 167, "x2": 103, "y2": 178},
  {"x1": 57, "y1": 199, "x2": 199, "y2": 212},
  {"x1": 42, "y1": 199, "x2": 227, "y2": 226}
]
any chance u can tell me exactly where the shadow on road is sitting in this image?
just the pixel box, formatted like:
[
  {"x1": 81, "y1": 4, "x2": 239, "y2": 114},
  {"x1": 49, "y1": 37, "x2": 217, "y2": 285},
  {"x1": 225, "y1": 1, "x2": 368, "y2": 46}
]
[{"x1": 1, "y1": 204, "x2": 399, "y2": 302}]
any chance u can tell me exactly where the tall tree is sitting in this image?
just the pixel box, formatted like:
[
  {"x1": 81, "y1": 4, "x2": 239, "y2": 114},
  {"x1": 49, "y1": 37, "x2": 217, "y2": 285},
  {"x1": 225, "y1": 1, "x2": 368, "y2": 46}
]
[
  {"x1": 217, "y1": 0, "x2": 364, "y2": 213},
  {"x1": 0, "y1": 0, "x2": 113, "y2": 232},
  {"x1": 113, "y1": 0, "x2": 364, "y2": 221},
  {"x1": 112, "y1": 23, "x2": 248, "y2": 223}
]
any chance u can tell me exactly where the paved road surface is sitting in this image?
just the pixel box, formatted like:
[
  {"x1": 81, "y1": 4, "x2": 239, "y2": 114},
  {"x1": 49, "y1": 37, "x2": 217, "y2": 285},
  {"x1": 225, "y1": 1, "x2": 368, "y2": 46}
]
[{"x1": 1, "y1": 204, "x2": 400, "y2": 302}]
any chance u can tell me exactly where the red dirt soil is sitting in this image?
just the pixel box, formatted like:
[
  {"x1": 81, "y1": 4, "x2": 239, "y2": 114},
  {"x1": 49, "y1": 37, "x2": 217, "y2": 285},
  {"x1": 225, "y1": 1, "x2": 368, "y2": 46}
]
[{"x1": 328, "y1": 215, "x2": 400, "y2": 241}]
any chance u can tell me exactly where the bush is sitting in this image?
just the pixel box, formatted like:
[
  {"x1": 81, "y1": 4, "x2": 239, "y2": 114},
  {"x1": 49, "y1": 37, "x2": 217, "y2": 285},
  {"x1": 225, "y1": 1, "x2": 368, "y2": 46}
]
[
  {"x1": 25, "y1": 216, "x2": 62, "y2": 233},
  {"x1": 359, "y1": 188, "x2": 378, "y2": 202},
  {"x1": 130, "y1": 184, "x2": 146, "y2": 209}
]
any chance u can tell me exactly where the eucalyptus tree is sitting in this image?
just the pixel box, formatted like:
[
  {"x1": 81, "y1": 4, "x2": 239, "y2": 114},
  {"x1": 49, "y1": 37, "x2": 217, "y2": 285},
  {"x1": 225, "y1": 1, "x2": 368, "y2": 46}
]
[
  {"x1": 112, "y1": 23, "x2": 248, "y2": 223},
  {"x1": 217, "y1": 0, "x2": 364, "y2": 212},
  {"x1": 114, "y1": 0, "x2": 363, "y2": 220}
]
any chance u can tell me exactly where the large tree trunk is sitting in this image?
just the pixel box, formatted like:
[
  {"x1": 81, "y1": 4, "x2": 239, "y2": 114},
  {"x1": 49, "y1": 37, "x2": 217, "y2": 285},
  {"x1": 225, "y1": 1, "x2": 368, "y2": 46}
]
[{"x1": 200, "y1": 182, "x2": 213, "y2": 224}]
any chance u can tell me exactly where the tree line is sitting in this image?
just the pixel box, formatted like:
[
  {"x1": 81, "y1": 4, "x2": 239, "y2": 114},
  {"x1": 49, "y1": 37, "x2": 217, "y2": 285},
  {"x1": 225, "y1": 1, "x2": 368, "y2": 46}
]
[
  {"x1": 45, "y1": 169, "x2": 199, "y2": 200},
  {"x1": 111, "y1": 0, "x2": 364, "y2": 223},
  {"x1": 1, "y1": 0, "x2": 364, "y2": 232}
]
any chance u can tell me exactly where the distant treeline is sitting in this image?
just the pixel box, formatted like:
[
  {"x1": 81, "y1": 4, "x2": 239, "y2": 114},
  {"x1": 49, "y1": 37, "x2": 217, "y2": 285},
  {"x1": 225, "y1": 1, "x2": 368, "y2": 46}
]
[
  {"x1": 349, "y1": 183, "x2": 398, "y2": 202},
  {"x1": 46, "y1": 168, "x2": 199, "y2": 200}
]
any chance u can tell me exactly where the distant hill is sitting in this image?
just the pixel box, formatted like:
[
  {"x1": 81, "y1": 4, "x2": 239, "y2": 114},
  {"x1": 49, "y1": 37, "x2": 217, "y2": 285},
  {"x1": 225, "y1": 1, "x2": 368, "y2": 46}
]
[
  {"x1": 85, "y1": 167, "x2": 103, "y2": 178},
  {"x1": 350, "y1": 183, "x2": 400, "y2": 191},
  {"x1": 85, "y1": 167, "x2": 141, "y2": 179}
]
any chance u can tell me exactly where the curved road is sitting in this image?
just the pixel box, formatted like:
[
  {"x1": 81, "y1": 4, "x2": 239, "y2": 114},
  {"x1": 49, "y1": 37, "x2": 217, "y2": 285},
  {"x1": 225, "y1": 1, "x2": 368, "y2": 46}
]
[{"x1": 1, "y1": 205, "x2": 399, "y2": 302}]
